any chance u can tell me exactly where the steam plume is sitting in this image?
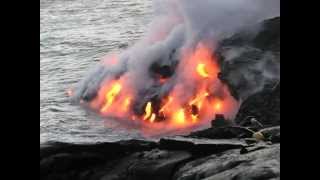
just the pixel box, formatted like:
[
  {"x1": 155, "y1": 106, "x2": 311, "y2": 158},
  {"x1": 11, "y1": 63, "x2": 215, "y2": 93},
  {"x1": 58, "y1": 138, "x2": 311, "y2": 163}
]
[{"x1": 70, "y1": 0, "x2": 280, "y2": 135}]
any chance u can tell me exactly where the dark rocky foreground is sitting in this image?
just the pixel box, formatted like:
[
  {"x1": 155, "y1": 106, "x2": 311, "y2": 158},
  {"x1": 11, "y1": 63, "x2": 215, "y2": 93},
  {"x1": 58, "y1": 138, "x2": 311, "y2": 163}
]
[
  {"x1": 40, "y1": 83, "x2": 280, "y2": 180},
  {"x1": 41, "y1": 135, "x2": 279, "y2": 180},
  {"x1": 40, "y1": 17, "x2": 280, "y2": 180},
  {"x1": 40, "y1": 84, "x2": 280, "y2": 180}
]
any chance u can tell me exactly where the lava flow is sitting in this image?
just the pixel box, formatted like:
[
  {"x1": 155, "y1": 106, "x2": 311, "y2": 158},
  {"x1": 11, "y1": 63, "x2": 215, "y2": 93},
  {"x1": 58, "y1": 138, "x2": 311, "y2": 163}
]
[
  {"x1": 71, "y1": 42, "x2": 239, "y2": 135},
  {"x1": 148, "y1": 43, "x2": 238, "y2": 129}
]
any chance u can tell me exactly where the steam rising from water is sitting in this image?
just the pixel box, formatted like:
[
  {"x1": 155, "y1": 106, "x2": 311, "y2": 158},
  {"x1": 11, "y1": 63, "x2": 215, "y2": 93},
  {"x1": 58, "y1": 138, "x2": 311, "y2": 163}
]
[{"x1": 70, "y1": 0, "x2": 280, "y2": 135}]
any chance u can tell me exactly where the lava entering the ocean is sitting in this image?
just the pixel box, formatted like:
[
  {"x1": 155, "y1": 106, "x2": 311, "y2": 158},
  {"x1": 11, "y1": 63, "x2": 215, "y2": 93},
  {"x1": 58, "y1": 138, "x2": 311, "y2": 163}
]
[
  {"x1": 66, "y1": 0, "x2": 282, "y2": 137},
  {"x1": 70, "y1": 43, "x2": 239, "y2": 136}
]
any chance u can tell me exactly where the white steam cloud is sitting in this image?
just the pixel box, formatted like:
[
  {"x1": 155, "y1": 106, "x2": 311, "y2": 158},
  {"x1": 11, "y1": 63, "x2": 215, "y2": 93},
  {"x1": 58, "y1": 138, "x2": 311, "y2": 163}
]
[
  {"x1": 73, "y1": 0, "x2": 279, "y2": 98},
  {"x1": 71, "y1": 0, "x2": 280, "y2": 129}
]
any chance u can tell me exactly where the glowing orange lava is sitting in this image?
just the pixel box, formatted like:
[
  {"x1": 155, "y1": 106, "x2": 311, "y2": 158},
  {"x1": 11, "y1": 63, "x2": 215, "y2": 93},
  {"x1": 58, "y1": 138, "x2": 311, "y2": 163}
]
[
  {"x1": 150, "y1": 113, "x2": 156, "y2": 123},
  {"x1": 101, "y1": 82, "x2": 122, "y2": 113},
  {"x1": 120, "y1": 97, "x2": 131, "y2": 113},
  {"x1": 196, "y1": 63, "x2": 210, "y2": 78},
  {"x1": 143, "y1": 102, "x2": 153, "y2": 120},
  {"x1": 81, "y1": 42, "x2": 239, "y2": 135},
  {"x1": 173, "y1": 109, "x2": 186, "y2": 125},
  {"x1": 214, "y1": 101, "x2": 222, "y2": 111},
  {"x1": 159, "y1": 77, "x2": 168, "y2": 84}
]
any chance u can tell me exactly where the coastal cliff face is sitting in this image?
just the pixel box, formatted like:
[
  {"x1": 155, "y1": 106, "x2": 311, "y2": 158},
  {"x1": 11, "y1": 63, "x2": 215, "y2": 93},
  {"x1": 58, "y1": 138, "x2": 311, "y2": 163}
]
[{"x1": 40, "y1": 17, "x2": 280, "y2": 180}]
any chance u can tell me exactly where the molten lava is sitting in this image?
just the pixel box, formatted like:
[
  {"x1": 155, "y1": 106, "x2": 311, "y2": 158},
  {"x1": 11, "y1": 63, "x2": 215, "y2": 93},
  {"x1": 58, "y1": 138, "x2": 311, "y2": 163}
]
[
  {"x1": 173, "y1": 109, "x2": 186, "y2": 125},
  {"x1": 214, "y1": 101, "x2": 222, "y2": 111},
  {"x1": 143, "y1": 102, "x2": 153, "y2": 121},
  {"x1": 121, "y1": 97, "x2": 131, "y2": 113},
  {"x1": 196, "y1": 63, "x2": 210, "y2": 78},
  {"x1": 150, "y1": 113, "x2": 156, "y2": 123},
  {"x1": 101, "y1": 82, "x2": 122, "y2": 113},
  {"x1": 75, "y1": 42, "x2": 239, "y2": 135}
]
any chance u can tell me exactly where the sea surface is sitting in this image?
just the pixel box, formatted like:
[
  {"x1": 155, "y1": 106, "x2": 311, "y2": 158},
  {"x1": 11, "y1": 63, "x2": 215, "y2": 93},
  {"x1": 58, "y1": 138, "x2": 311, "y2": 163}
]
[{"x1": 40, "y1": 0, "x2": 152, "y2": 143}]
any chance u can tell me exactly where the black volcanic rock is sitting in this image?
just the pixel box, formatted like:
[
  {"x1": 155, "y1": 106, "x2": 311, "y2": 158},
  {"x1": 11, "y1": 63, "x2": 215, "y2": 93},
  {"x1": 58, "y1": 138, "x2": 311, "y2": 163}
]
[
  {"x1": 40, "y1": 128, "x2": 280, "y2": 180},
  {"x1": 211, "y1": 114, "x2": 233, "y2": 127},
  {"x1": 40, "y1": 140, "x2": 158, "y2": 180},
  {"x1": 150, "y1": 63, "x2": 175, "y2": 78},
  {"x1": 159, "y1": 137, "x2": 246, "y2": 156},
  {"x1": 40, "y1": 137, "x2": 248, "y2": 180},
  {"x1": 252, "y1": 17, "x2": 280, "y2": 52},
  {"x1": 173, "y1": 144, "x2": 280, "y2": 180},
  {"x1": 234, "y1": 83, "x2": 280, "y2": 127},
  {"x1": 216, "y1": 16, "x2": 280, "y2": 101},
  {"x1": 99, "y1": 150, "x2": 191, "y2": 180},
  {"x1": 218, "y1": 16, "x2": 280, "y2": 53},
  {"x1": 187, "y1": 126, "x2": 254, "y2": 139},
  {"x1": 40, "y1": 140, "x2": 157, "y2": 161},
  {"x1": 40, "y1": 138, "x2": 246, "y2": 180}
]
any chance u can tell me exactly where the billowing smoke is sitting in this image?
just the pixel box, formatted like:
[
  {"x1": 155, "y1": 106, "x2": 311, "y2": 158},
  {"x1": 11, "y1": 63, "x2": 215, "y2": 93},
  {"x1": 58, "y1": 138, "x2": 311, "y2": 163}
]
[{"x1": 70, "y1": 0, "x2": 280, "y2": 136}]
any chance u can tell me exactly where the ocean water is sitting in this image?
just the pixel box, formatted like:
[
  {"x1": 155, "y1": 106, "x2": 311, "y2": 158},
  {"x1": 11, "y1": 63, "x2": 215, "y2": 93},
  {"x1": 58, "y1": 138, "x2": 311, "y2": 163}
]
[{"x1": 40, "y1": 0, "x2": 152, "y2": 143}]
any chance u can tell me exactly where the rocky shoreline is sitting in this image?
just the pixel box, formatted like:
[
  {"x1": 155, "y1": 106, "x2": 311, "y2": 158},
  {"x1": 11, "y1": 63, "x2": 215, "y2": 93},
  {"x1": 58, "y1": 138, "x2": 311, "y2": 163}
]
[
  {"x1": 40, "y1": 126, "x2": 280, "y2": 180},
  {"x1": 40, "y1": 17, "x2": 280, "y2": 180},
  {"x1": 40, "y1": 83, "x2": 280, "y2": 180}
]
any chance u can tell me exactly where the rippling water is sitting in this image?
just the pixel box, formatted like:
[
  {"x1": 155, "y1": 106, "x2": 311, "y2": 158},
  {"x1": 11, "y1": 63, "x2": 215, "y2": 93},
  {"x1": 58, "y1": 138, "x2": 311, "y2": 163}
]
[{"x1": 40, "y1": 0, "x2": 152, "y2": 143}]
